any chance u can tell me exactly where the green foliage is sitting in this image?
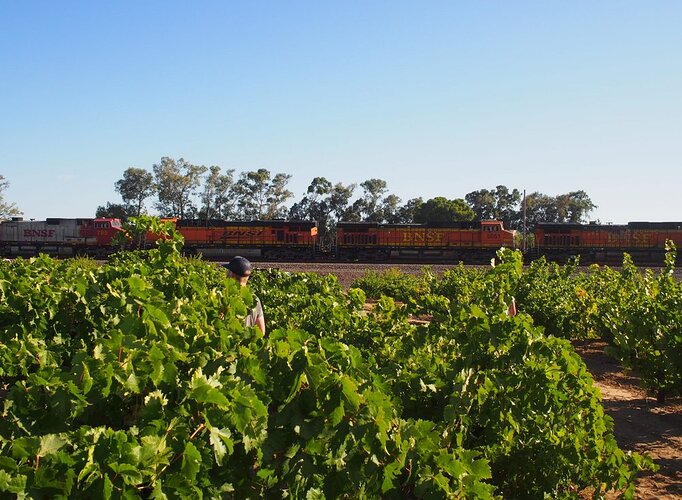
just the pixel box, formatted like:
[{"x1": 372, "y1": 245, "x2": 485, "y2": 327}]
[
  {"x1": 465, "y1": 185, "x2": 521, "y2": 229},
  {"x1": 0, "y1": 245, "x2": 660, "y2": 497},
  {"x1": 0, "y1": 174, "x2": 21, "y2": 219},
  {"x1": 115, "y1": 167, "x2": 156, "y2": 218},
  {"x1": 600, "y1": 244, "x2": 682, "y2": 401},
  {"x1": 113, "y1": 215, "x2": 184, "y2": 255},
  {"x1": 350, "y1": 267, "x2": 433, "y2": 302},
  {"x1": 348, "y1": 249, "x2": 653, "y2": 497},
  {"x1": 0, "y1": 247, "x2": 268, "y2": 497},
  {"x1": 413, "y1": 196, "x2": 475, "y2": 223},
  {"x1": 522, "y1": 190, "x2": 597, "y2": 230},
  {"x1": 515, "y1": 256, "x2": 599, "y2": 340},
  {"x1": 514, "y1": 242, "x2": 682, "y2": 401},
  {"x1": 252, "y1": 249, "x2": 654, "y2": 497}
]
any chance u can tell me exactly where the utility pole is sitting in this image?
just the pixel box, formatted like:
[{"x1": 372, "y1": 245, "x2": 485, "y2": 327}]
[{"x1": 522, "y1": 189, "x2": 527, "y2": 253}]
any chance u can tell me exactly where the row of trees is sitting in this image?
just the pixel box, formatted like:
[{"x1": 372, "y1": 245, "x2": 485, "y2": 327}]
[
  {"x1": 0, "y1": 160, "x2": 597, "y2": 238},
  {"x1": 96, "y1": 157, "x2": 597, "y2": 239},
  {"x1": 97, "y1": 158, "x2": 294, "y2": 222}
]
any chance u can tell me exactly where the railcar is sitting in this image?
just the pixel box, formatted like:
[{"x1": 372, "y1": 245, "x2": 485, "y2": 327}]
[
  {"x1": 336, "y1": 220, "x2": 516, "y2": 262},
  {"x1": 175, "y1": 219, "x2": 318, "y2": 260},
  {"x1": 0, "y1": 217, "x2": 123, "y2": 257},
  {"x1": 535, "y1": 221, "x2": 682, "y2": 264}
]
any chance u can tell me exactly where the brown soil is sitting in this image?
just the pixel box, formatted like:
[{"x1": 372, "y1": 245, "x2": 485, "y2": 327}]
[
  {"x1": 260, "y1": 262, "x2": 682, "y2": 499},
  {"x1": 574, "y1": 340, "x2": 682, "y2": 499}
]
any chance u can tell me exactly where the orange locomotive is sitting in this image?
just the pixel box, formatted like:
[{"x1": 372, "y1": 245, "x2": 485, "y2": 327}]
[
  {"x1": 174, "y1": 219, "x2": 318, "y2": 260},
  {"x1": 535, "y1": 221, "x2": 682, "y2": 264},
  {"x1": 336, "y1": 220, "x2": 515, "y2": 262}
]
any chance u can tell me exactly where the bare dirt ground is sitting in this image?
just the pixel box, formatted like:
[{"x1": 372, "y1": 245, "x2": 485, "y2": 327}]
[
  {"x1": 259, "y1": 262, "x2": 682, "y2": 499},
  {"x1": 574, "y1": 341, "x2": 682, "y2": 499}
]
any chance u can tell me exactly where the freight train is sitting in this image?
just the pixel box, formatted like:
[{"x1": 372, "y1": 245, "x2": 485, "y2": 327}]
[
  {"x1": 0, "y1": 217, "x2": 319, "y2": 260},
  {"x1": 534, "y1": 221, "x2": 682, "y2": 265},
  {"x1": 1, "y1": 216, "x2": 680, "y2": 265}
]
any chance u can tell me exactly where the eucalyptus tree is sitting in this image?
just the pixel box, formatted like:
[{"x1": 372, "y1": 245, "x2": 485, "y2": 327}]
[
  {"x1": 328, "y1": 182, "x2": 356, "y2": 222},
  {"x1": 235, "y1": 169, "x2": 293, "y2": 220},
  {"x1": 96, "y1": 202, "x2": 134, "y2": 219},
  {"x1": 392, "y1": 197, "x2": 423, "y2": 223},
  {"x1": 523, "y1": 192, "x2": 557, "y2": 230},
  {"x1": 153, "y1": 157, "x2": 207, "y2": 218},
  {"x1": 199, "y1": 166, "x2": 237, "y2": 220},
  {"x1": 289, "y1": 177, "x2": 332, "y2": 222},
  {"x1": 555, "y1": 190, "x2": 597, "y2": 223},
  {"x1": 351, "y1": 178, "x2": 389, "y2": 221},
  {"x1": 289, "y1": 177, "x2": 357, "y2": 249},
  {"x1": 214, "y1": 169, "x2": 240, "y2": 219},
  {"x1": 0, "y1": 175, "x2": 21, "y2": 219},
  {"x1": 379, "y1": 194, "x2": 403, "y2": 223},
  {"x1": 465, "y1": 185, "x2": 521, "y2": 228},
  {"x1": 115, "y1": 167, "x2": 156, "y2": 217},
  {"x1": 413, "y1": 197, "x2": 475, "y2": 223},
  {"x1": 235, "y1": 169, "x2": 270, "y2": 220},
  {"x1": 523, "y1": 190, "x2": 597, "y2": 230},
  {"x1": 265, "y1": 173, "x2": 294, "y2": 219}
]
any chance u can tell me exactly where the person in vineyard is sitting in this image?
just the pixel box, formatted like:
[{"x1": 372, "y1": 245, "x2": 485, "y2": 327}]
[
  {"x1": 507, "y1": 296, "x2": 517, "y2": 316},
  {"x1": 223, "y1": 256, "x2": 266, "y2": 335}
]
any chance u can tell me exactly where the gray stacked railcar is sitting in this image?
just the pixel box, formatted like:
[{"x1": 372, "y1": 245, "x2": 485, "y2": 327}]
[{"x1": 0, "y1": 218, "x2": 97, "y2": 257}]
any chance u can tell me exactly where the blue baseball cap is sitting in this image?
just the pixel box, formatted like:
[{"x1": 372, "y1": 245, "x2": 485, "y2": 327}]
[{"x1": 224, "y1": 256, "x2": 252, "y2": 277}]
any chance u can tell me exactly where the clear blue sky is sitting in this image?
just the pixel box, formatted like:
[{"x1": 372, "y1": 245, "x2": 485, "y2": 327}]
[{"x1": 2, "y1": 1, "x2": 680, "y2": 224}]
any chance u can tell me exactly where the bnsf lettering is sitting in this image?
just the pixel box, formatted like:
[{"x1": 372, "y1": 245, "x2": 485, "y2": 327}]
[
  {"x1": 631, "y1": 232, "x2": 652, "y2": 245},
  {"x1": 606, "y1": 233, "x2": 621, "y2": 244},
  {"x1": 402, "y1": 231, "x2": 445, "y2": 244},
  {"x1": 221, "y1": 229, "x2": 263, "y2": 238},
  {"x1": 24, "y1": 229, "x2": 56, "y2": 238}
]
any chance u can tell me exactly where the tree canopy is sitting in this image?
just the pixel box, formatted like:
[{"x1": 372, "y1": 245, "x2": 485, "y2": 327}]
[
  {"x1": 153, "y1": 157, "x2": 207, "y2": 218},
  {"x1": 465, "y1": 185, "x2": 521, "y2": 229},
  {"x1": 523, "y1": 190, "x2": 598, "y2": 228},
  {"x1": 95, "y1": 202, "x2": 132, "y2": 219},
  {"x1": 413, "y1": 197, "x2": 475, "y2": 223},
  {"x1": 115, "y1": 167, "x2": 156, "y2": 217},
  {"x1": 0, "y1": 175, "x2": 21, "y2": 220}
]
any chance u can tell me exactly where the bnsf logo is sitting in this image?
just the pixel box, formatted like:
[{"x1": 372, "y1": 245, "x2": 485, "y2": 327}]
[
  {"x1": 402, "y1": 231, "x2": 445, "y2": 244},
  {"x1": 24, "y1": 229, "x2": 56, "y2": 238},
  {"x1": 221, "y1": 229, "x2": 263, "y2": 237}
]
